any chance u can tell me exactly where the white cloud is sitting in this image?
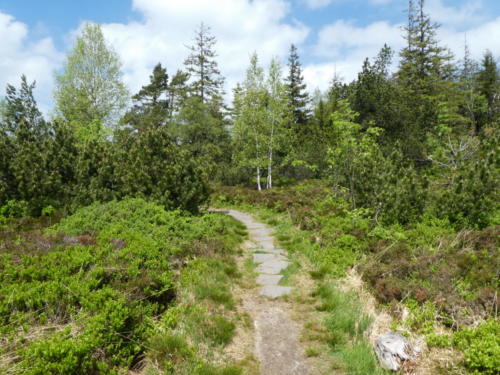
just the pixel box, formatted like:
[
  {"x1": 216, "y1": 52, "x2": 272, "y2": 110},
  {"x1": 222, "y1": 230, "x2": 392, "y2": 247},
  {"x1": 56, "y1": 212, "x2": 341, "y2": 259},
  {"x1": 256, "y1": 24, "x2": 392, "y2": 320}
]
[
  {"x1": 307, "y1": 1, "x2": 500, "y2": 89},
  {"x1": 0, "y1": 12, "x2": 62, "y2": 114},
  {"x1": 308, "y1": 20, "x2": 404, "y2": 84},
  {"x1": 101, "y1": 0, "x2": 309, "y2": 99},
  {"x1": 426, "y1": 0, "x2": 484, "y2": 29},
  {"x1": 439, "y1": 17, "x2": 500, "y2": 60},
  {"x1": 302, "y1": 0, "x2": 333, "y2": 10},
  {"x1": 303, "y1": 62, "x2": 344, "y2": 93},
  {"x1": 315, "y1": 20, "x2": 404, "y2": 60}
]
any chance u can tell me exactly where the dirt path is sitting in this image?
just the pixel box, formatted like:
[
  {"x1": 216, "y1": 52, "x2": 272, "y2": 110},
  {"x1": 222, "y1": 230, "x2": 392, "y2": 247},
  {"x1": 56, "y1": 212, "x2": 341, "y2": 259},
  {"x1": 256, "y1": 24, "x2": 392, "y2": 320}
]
[{"x1": 220, "y1": 209, "x2": 309, "y2": 375}]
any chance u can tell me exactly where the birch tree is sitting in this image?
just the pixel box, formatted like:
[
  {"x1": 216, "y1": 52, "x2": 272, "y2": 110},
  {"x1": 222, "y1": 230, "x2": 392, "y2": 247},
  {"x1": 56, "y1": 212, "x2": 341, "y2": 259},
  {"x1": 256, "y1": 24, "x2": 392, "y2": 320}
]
[
  {"x1": 265, "y1": 58, "x2": 291, "y2": 188},
  {"x1": 54, "y1": 22, "x2": 129, "y2": 140},
  {"x1": 233, "y1": 53, "x2": 267, "y2": 190},
  {"x1": 233, "y1": 55, "x2": 291, "y2": 190}
]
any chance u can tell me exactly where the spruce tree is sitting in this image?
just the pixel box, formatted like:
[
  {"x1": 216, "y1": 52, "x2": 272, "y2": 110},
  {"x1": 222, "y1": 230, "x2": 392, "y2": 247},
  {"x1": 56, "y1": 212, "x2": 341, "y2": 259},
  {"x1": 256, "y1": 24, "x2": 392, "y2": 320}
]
[
  {"x1": 477, "y1": 50, "x2": 500, "y2": 127},
  {"x1": 285, "y1": 44, "x2": 310, "y2": 128},
  {"x1": 184, "y1": 23, "x2": 224, "y2": 106},
  {"x1": 398, "y1": 0, "x2": 453, "y2": 91},
  {"x1": 396, "y1": 0, "x2": 456, "y2": 158},
  {"x1": 458, "y1": 41, "x2": 486, "y2": 133}
]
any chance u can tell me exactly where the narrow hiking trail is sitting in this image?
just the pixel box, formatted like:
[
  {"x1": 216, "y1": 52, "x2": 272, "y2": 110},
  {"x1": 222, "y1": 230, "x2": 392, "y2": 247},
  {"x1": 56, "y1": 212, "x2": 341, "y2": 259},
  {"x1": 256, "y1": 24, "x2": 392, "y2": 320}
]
[{"x1": 220, "y1": 209, "x2": 310, "y2": 375}]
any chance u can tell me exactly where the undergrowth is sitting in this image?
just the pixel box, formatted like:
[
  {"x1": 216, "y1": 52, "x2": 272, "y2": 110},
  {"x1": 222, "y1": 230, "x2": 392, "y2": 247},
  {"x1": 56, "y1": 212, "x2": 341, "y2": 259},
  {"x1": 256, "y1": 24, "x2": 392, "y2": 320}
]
[{"x1": 0, "y1": 198, "x2": 247, "y2": 374}]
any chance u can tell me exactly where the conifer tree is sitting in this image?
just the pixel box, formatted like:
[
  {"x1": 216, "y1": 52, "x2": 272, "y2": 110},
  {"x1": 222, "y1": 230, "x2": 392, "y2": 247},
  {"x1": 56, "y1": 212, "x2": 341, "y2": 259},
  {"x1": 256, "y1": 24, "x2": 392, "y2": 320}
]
[
  {"x1": 168, "y1": 70, "x2": 190, "y2": 117},
  {"x1": 398, "y1": 0, "x2": 453, "y2": 91},
  {"x1": 184, "y1": 23, "x2": 224, "y2": 106},
  {"x1": 4, "y1": 75, "x2": 47, "y2": 137},
  {"x1": 477, "y1": 50, "x2": 500, "y2": 127},
  {"x1": 458, "y1": 41, "x2": 486, "y2": 133},
  {"x1": 352, "y1": 45, "x2": 395, "y2": 130},
  {"x1": 397, "y1": 0, "x2": 456, "y2": 157},
  {"x1": 285, "y1": 44, "x2": 310, "y2": 128},
  {"x1": 123, "y1": 63, "x2": 170, "y2": 131},
  {"x1": 2, "y1": 77, "x2": 51, "y2": 213}
]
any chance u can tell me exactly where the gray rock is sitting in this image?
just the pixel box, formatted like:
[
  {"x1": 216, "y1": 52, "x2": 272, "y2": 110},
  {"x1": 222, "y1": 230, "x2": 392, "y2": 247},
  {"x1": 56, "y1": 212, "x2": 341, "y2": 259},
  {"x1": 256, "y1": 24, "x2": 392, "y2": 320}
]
[{"x1": 374, "y1": 332, "x2": 417, "y2": 371}]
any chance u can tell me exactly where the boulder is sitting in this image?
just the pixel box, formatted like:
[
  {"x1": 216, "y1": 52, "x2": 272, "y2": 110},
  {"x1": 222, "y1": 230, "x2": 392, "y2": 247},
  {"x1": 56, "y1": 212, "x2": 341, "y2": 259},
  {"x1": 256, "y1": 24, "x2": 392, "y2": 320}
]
[{"x1": 374, "y1": 332, "x2": 418, "y2": 371}]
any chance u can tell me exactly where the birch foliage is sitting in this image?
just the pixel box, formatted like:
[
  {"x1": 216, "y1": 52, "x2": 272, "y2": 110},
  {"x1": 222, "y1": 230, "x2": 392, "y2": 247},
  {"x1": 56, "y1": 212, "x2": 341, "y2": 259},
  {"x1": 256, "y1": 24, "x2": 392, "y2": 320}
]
[{"x1": 54, "y1": 22, "x2": 129, "y2": 140}]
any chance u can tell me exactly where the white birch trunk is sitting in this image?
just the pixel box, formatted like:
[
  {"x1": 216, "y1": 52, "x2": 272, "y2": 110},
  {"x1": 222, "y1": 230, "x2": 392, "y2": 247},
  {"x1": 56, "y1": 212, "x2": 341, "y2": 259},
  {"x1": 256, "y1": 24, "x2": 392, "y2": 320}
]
[
  {"x1": 257, "y1": 166, "x2": 262, "y2": 191},
  {"x1": 266, "y1": 150, "x2": 273, "y2": 189}
]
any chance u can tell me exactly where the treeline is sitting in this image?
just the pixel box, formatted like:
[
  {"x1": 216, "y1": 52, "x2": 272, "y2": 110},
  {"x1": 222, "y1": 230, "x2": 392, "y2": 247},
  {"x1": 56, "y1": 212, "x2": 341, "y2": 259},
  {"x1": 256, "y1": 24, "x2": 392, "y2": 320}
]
[{"x1": 0, "y1": 0, "x2": 498, "y2": 228}]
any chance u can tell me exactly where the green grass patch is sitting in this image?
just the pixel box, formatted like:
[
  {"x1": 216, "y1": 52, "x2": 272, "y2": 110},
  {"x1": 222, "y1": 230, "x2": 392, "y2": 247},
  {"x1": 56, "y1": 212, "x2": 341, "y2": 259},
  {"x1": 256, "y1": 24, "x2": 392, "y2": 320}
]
[{"x1": 279, "y1": 258, "x2": 299, "y2": 286}]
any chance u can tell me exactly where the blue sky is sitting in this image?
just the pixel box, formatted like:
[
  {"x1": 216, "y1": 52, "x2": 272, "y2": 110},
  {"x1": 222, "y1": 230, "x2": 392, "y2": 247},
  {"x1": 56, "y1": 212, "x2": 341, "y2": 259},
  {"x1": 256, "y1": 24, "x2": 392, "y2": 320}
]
[{"x1": 1, "y1": 0, "x2": 499, "y2": 113}]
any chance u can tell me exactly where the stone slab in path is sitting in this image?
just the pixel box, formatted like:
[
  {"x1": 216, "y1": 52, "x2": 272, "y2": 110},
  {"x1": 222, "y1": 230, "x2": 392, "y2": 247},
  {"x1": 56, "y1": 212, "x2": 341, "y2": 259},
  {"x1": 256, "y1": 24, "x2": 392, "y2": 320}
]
[
  {"x1": 260, "y1": 285, "x2": 292, "y2": 298},
  {"x1": 257, "y1": 274, "x2": 283, "y2": 286},
  {"x1": 253, "y1": 248, "x2": 287, "y2": 256},
  {"x1": 257, "y1": 260, "x2": 291, "y2": 275},
  {"x1": 253, "y1": 253, "x2": 286, "y2": 264}
]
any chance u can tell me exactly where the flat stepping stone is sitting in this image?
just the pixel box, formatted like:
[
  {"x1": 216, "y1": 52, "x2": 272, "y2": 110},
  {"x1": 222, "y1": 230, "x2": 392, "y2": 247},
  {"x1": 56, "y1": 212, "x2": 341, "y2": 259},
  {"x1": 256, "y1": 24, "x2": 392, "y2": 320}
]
[
  {"x1": 257, "y1": 274, "x2": 283, "y2": 286},
  {"x1": 253, "y1": 253, "x2": 286, "y2": 264},
  {"x1": 254, "y1": 248, "x2": 287, "y2": 256},
  {"x1": 258, "y1": 241, "x2": 276, "y2": 250},
  {"x1": 257, "y1": 260, "x2": 291, "y2": 275},
  {"x1": 260, "y1": 285, "x2": 292, "y2": 298}
]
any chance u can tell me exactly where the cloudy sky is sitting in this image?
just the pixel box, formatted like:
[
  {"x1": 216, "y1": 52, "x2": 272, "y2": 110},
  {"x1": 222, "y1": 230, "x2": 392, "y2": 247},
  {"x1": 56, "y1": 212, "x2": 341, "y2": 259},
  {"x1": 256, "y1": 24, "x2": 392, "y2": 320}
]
[{"x1": 1, "y1": 0, "x2": 499, "y2": 114}]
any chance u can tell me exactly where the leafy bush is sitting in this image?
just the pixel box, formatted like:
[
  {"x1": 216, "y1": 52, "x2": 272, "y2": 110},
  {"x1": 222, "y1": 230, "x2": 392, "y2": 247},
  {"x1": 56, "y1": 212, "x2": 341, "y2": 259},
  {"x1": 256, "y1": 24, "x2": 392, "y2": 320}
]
[
  {"x1": 453, "y1": 319, "x2": 500, "y2": 375},
  {"x1": 1, "y1": 200, "x2": 30, "y2": 218}
]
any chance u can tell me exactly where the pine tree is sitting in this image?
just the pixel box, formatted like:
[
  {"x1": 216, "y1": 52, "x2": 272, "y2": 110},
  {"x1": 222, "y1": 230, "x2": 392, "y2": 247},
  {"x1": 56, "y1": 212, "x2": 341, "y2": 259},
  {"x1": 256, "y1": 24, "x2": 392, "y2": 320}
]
[
  {"x1": 352, "y1": 45, "x2": 394, "y2": 129},
  {"x1": 4, "y1": 75, "x2": 47, "y2": 137},
  {"x1": 184, "y1": 23, "x2": 224, "y2": 106},
  {"x1": 2, "y1": 77, "x2": 52, "y2": 213},
  {"x1": 123, "y1": 63, "x2": 170, "y2": 131},
  {"x1": 285, "y1": 44, "x2": 310, "y2": 128},
  {"x1": 168, "y1": 70, "x2": 190, "y2": 118}
]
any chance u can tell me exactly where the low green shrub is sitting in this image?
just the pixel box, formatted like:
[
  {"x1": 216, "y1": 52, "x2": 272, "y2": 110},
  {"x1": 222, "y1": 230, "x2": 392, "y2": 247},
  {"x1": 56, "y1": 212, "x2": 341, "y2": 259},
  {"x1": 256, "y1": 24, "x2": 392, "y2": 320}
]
[
  {"x1": 1, "y1": 200, "x2": 29, "y2": 218},
  {"x1": 0, "y1": 198, "x2": 246, "y2": 374},
  {"x1": 426, "y1": 333, "x2": 451, "y2": 348},
  {"x1": 453, "y1": 319, "x2": 500, "y2": 375}
]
